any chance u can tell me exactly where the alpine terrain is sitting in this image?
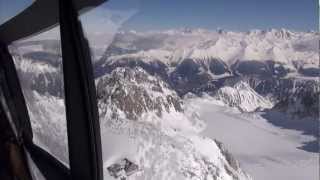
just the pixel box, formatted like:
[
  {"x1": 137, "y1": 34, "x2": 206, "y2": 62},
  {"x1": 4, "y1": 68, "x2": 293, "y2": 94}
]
[{"x1": 10, "y1": 28, "x2": 319, "y2": 180}]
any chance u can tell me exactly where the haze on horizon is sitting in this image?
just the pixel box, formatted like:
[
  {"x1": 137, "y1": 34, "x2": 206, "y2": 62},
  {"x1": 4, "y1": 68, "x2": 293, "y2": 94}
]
[
  {"x1": 1, "y1": 0, "x2": 318, "y2": 42},
  {"x1": 104, "y1": 0, "x2": 318, "y2": 32}
]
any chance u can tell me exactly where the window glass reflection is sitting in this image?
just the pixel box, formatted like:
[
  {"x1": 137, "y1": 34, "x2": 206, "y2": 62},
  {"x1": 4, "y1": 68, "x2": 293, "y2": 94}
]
[{"x1": 9, "y1": 26, "x2": 68, "y2": 166}]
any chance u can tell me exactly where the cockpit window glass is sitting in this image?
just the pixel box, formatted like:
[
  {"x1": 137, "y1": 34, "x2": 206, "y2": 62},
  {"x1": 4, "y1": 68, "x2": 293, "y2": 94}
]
[
  {"x1": 80, "y1": 0, "x2": 139, "y2": 62},
  {"x1": 8, "y1": 26, "x2": 69, "y2": 167},
  {"x1": 0, "y1": 0, "x2": 33, "y2": 25},
  {"x1": 80, "y1": 1, "x2": 141, "y2": 178},
  {"x1": 80, "y1": 1, "x2": 319, "y2": 180}
]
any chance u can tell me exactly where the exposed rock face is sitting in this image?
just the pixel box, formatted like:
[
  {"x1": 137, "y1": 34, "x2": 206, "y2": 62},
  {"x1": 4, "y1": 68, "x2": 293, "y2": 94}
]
[
  {"x1": 96, "y1": 67, "x2": 251, "y2": 180},
  {"x1": 11, "y1": 29, "x2": 319, "y2": 179},
  {"x1": 213, "y1": 81, "x2": 273, "y2": 112},
  {"x1": 107, "y1": 159, "x2": 139, "y2": 180},
  {"x1": 299, "y1": 67, "x2": 320, "y2": 77},
  {"x1": 96, "y1": 67, "x2": 183, "y2": 121},
  {"x1": 94, "y1": 29, "x2": 318, "y2": 100},
  {"x1": 10, "y1": 38, "x2": 254, "y2": 180},
  {"x1": 272, "y1": 80, "x2": 320, "y2": 119},
  {"x1": 11, "y1": 48, "x2": 68, "y2": 164},
  {"x1": 13, "y1": 51, "x2": 64, "y2": 97},
  {"x1": 237, "y1": 77, "x2": 320, "y2": 118},
  {"x1": 94, "y1": 57, "x2": 170, "y2": 84},
  {"x1": 231, "y1": 60, "x2": 292, "y2": 78},
  {"x1": 170, "y1": 58, "x2": 231, "y2": 96}
]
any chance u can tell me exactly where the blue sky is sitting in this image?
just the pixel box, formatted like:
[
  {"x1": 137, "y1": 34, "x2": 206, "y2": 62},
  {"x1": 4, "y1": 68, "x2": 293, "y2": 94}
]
[
  {"x1": 104, "y1": 0, "x2": 318, "y2": 31},
  {"x1": 0, "y1": 0, "x2": 33, "y2": 24},
  {"x1": 0, "y1": 0, "x2": 318, "y2": 31}
]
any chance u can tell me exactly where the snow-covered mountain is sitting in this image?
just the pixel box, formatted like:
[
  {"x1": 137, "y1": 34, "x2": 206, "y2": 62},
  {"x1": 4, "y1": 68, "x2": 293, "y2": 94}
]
[
  {"x1": 24, "y1": 91, "x2": 69, "y2": 165},
  {"x1": 9, "y1": 28, "x2": 319, "y2": 180},
  {"x1": 96, "y1": 67, "x2": 252, "y2": 180},
  {"x1": 12, "y1": 28, "x2": 319, "y2": 115},
  {"x1": 271, "y1": 79, "x2": 320, "y2": 119},
  {"x1": 98, "y1": 28, "x2": 318, "y2": 71},
  {"x1": 213, "y1": 81, "x2": 273, "y2": 112},
  {"x1": 12, "y1": 43, "x2": 252, "y2": 179},
  {"x1": 95, "y1": 28, "x2": 319, "y2": 99},
  {"x1": 11, "y1": 47, "x2": 64, "y2": 97},
  {"x1": 11, "y1": 49, "x2": 68, "y2": 165},
  {"x1": 229, "y1": 76, "x2": 320, "y2": 118},
  {"x1": 96, "y1": 67, "x2": 184, "y2": 123}
]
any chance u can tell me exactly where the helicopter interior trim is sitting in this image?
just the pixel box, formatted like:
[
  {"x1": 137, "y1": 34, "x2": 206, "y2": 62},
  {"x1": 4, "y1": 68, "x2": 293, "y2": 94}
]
[
  {"x1": 0, "y1": 0, "x2": 106, "y2": 45},
  {"x1": 0, "y1": 0, "x2": 107, "y2": 180}
]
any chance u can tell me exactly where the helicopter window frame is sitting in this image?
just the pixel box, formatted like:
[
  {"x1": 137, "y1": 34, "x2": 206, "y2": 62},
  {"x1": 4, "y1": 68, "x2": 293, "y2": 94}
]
[{"x1": 0, "y1": 0, "x2": 106, "y2": 180}]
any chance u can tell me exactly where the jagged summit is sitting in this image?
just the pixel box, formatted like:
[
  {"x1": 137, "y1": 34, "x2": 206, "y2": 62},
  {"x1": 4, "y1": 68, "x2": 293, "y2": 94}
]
[
  {"x1": 96, "y1": 67, "x2": 183, "y2": 121},
  {"x1": 96, "y1": 67, "x2": 252, "y2": 180},
  {"x1": 214, "y1": 81, "x2": 273, "y2": 112},
  {"x1": 99, "y1": 28, "x2": 317, "y2": 68}
]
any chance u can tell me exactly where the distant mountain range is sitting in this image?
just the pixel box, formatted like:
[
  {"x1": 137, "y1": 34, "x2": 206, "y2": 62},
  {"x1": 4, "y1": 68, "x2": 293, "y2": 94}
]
[
  {"x1": 93, "y1": 28, "x2": 319, "y2": 118},
  {"x1": 10, "y1": 28, "x2": 319, "y2": 180}
]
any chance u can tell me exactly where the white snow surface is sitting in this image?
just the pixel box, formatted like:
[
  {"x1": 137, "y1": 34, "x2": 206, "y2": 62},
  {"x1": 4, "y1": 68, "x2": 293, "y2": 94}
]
[
  {"x1": 25, "y1": 91, "x2": 69, "y2": 166},
  {"x1": 10, "y1": 27, "x2": 319, "y2": 180},
  {"x1": 214, "y1": 81, "x2": 273, "y2": 112},
  {"x1": 18, "y1": 64, "x2": 252, "y2": 180},
  {"x1": 96, "y1": 67, "x2": 251, "y2": 180},
  {"x1": 99, "y1": 109, "x2": 252, "y2": 180},
  {"x1": 13, "y1": 55, "x2": 58, "y2": 76},
  {"x1": 106, "y1": 29, "x2": 318, "y2": 69},
  {"x1": 184, "y1": 96, "x2": 319, "y2": 180}
]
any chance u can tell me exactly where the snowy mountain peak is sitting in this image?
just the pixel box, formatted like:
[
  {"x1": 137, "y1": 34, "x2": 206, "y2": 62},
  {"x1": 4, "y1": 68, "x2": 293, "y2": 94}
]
[
  {"x1": 96, "y1": 67, "x2": 183, "y2": 121},
  {"x1": 99, "y1": 28, "x2": 318, "y2": 71},
  {"x1": 95, "y1": 67, "x2": 252, "y2": 180},
  {"x1": 269, "y1": 28, "x2": 293, "y2": 39},
  {"x1": 214, "y1": 81, "x2": 273, "y2": 112}
]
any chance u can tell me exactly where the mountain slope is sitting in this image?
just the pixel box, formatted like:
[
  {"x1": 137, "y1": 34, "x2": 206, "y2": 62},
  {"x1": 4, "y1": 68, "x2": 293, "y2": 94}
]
[
  {"x1": 213, "y1": 81, "x2": 273, "y2": 112},
  {"x1": 94, "y1": 28, "x2": 318, "y2": 98},
  {"x1": 96, "y1": 67, "x2": 252, "y2": 180}
]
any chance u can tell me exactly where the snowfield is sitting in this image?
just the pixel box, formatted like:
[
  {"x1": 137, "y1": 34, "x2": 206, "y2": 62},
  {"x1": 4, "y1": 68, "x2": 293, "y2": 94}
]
[
  {"x1": 96, "y1": 67, "x2": 252, "y2": 180},
  {"x1": 185, "y1": 96, "x2": 318, "y2": 180}
]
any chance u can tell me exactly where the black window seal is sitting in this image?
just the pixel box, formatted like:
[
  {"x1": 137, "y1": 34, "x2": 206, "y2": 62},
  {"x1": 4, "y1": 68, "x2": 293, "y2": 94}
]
[
  {"x1": 59, "y1": 0, "x2": 103, "y2": 180},
  {"x1": 0, "y1": 0, "x2": 106, "y2": 179},
  {"x1": 0, "y1": 43, "x2": 33, "y2": 144},
  {"x1": 0, "y1": 0, "x2": 107, "y2": 45},
  {"x1": 0, "y1": 43, "x2": 69, "y2": 180}
]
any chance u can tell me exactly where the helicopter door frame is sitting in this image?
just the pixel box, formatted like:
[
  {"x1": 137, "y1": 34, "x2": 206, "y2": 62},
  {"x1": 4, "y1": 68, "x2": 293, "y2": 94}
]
[
  {"x1": 0, "y1": 0, "x2": 105, "y2": 180},
  {"x1": 59, "y1": 0, "x2": 103, "y2": 180},
  {"x1": 0, "y1": 41, "x2": 70, "y2": 180}
]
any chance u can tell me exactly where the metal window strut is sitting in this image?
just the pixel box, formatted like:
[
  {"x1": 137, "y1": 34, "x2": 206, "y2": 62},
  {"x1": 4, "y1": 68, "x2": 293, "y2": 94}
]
[{"x1": 0, "y1": 0, "x2": 106, "y2": 180}]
